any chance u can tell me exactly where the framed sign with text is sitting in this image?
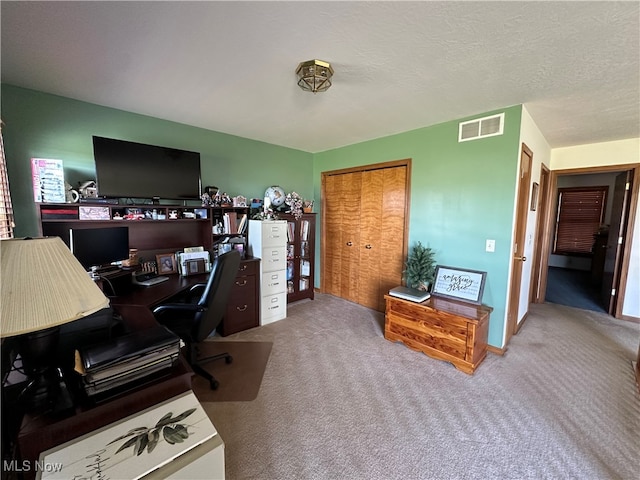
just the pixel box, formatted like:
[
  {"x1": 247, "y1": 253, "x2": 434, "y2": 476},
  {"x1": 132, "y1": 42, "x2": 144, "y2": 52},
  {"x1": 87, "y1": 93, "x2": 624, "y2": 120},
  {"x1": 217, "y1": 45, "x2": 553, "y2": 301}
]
[{"x1": 431, "y1": 265, "x2": 487, "y2": 305}]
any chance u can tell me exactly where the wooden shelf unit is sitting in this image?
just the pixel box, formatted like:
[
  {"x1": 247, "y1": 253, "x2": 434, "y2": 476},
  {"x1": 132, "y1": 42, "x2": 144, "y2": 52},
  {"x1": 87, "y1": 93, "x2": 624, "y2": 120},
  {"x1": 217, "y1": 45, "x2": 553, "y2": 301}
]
[
  {"x1": 384, "y1": 294, "x2": 491, "y2": 374},
  {"x1": 281, "y1": 213, "x2": 316, "y2": 303},
  {"x1": 38, "y1": 203, "x2": 252, "y2": 256}
]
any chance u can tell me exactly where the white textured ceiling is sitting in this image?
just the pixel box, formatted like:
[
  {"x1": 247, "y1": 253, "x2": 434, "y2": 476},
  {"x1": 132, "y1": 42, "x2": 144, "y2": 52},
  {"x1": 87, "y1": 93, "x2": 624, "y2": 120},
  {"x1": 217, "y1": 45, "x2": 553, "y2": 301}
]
[{"x1": 1, "y1": 1, "x2": 639, "y2": 153}]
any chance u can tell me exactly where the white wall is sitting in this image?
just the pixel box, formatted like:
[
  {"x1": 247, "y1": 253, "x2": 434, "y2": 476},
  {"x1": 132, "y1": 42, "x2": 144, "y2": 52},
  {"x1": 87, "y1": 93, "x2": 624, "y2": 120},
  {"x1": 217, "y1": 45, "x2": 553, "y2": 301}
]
[
  {"x1": 513, "y1": 107, "x2": 551, "y2": 328},
  {"x1": 550, "y1": 138, "x2": 640, "y2": 319}
]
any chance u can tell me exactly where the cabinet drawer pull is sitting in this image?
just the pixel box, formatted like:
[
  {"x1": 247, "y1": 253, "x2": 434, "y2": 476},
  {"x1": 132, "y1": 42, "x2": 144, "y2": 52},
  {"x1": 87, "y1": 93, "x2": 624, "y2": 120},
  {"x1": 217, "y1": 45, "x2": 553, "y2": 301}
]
[
  {"x1": 235, "y1": 279, "x2": 247, "y2": 286},
  {"x1": 239, "y1": 264, "x2": 248, "y2": 271},
  {"x1": 236, "y1": 304, "x2": 248, "y2": 312}
]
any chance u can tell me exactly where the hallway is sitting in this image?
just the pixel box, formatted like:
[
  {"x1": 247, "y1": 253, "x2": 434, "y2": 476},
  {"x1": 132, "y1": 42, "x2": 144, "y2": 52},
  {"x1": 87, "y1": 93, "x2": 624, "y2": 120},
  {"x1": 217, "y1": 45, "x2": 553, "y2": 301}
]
[{"x1": 545, "y1": 266, "x2": 606, "y2": 314}]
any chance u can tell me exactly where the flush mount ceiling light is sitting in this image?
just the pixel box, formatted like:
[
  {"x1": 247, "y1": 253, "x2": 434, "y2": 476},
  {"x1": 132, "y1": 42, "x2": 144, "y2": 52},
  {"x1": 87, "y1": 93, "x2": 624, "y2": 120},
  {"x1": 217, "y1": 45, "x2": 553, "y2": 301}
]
[{"x1": 296, "y1": 59, "x2": 334, "y2": 93}]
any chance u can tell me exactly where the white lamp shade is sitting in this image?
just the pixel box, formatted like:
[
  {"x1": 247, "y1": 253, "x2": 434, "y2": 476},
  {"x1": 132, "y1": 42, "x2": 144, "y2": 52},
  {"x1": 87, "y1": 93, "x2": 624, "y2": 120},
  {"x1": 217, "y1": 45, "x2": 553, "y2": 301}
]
[{"x1": 1, "y1": 237, "x2": 110, "y2": 337}]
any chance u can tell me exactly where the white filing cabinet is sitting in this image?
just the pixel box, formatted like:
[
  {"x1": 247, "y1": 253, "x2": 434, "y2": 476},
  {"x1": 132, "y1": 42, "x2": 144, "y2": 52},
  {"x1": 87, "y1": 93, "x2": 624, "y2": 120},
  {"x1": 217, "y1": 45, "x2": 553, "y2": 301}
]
[{"x1": 248, "y1": 220, "x2": 287, "y2": 325}]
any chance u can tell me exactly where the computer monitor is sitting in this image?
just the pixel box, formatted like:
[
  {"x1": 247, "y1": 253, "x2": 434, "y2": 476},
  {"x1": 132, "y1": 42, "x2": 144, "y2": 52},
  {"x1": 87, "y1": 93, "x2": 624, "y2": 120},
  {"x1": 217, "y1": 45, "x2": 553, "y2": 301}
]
[{"x1": 69, "y1": 226, "x2": 129, "y2": 271}]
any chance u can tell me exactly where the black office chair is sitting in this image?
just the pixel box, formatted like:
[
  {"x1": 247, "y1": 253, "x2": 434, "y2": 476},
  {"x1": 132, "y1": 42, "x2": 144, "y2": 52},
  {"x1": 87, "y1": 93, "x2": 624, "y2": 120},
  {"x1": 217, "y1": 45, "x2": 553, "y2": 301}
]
[{"x1": 152, "y1": 250, "x2": 241, "y2": 390}]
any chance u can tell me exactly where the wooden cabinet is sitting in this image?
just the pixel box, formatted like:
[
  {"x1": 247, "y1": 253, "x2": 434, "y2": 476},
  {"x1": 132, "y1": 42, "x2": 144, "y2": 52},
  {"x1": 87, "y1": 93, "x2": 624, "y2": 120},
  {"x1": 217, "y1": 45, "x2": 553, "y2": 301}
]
[
  {"x1": 281, "y1": 213, "x2": 316, "y2": 303},
  {"x1": 323, "y1": 161, "x2": 409, "y2": 311},
  {"x1": 248, "y1": 220, "x2": 288, "y2": 325},
  {"x1": 218, "y1": 258, "x2": 260, "y2": 336},
  {"x1": 384, "y1": 295, "x2": 491, "y2": 374}
]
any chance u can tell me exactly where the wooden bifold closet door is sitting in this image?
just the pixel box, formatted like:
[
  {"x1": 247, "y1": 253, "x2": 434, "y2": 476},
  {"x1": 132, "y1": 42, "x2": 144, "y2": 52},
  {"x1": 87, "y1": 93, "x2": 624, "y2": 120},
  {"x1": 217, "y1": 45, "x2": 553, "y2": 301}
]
[{"x1": 322, "y1": 160, "x2": 410, "y2": 311}]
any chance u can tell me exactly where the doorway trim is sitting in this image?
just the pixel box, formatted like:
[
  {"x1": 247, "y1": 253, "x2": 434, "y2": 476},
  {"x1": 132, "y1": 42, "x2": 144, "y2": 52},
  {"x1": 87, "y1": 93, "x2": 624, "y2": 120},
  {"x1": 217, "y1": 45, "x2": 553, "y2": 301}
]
[
  {"x1": 506, "y1": 143, "x2": 533, "y2": 344},
  {"x1": 530, "y1": 163, "x2": 551, "y2": 305},
  {"x1": 536, "y1": 163, "x2": 640, "y2": 319}
]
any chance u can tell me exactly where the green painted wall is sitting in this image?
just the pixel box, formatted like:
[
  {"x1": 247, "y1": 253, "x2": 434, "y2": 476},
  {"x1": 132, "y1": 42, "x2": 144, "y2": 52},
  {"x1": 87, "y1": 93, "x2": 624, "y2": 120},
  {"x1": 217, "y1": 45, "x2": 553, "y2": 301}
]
[
  {"x1": 2, "y1": 83, "x2": 522, "y2": 347},
  {"x1": 1, "y1": 85, "x2": 313, "y2": 237},
  {"x1": 313, "y1": 105, "x2": 523, "y2": 347}
]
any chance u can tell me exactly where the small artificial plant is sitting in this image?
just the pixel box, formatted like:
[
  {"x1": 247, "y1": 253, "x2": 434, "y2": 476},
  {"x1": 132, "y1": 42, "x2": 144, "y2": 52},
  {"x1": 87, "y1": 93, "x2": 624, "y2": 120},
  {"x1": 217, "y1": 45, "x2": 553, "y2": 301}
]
[{"x1": 403, "y1": 241, "x2": 437, "y2": 291}]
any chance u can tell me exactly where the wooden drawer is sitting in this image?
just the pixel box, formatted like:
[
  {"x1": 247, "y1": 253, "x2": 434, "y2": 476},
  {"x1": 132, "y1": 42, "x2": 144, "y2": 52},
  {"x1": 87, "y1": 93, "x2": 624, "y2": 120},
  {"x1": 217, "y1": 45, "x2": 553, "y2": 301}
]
[
  {"x1": 237, "y1": 258, "x2": 258, "y2": 276},
  {"x1": 385, "y1": 306, "x2": 468, "y2": 360},
  {"x1": 217, "y1": 258, "x2": 260, "y2": 336},
  {"x1": 220, "y1": 274, "x2": 258, "y2": 336}
]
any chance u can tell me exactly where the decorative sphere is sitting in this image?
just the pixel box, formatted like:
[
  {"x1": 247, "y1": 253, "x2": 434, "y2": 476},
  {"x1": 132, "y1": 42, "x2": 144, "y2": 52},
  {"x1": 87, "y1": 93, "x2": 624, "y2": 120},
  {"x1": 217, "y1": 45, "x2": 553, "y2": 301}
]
[{"x1": 265, "y1": 186, "x2": 286, "y2": 207}]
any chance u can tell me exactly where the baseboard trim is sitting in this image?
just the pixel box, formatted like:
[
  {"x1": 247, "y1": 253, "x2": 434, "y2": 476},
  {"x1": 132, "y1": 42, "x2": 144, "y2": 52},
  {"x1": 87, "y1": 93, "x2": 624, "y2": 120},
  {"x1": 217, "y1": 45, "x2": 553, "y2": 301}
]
[
  {"x1": 515, "y1": 312, "x2": 529, "y2": 334},
  {"x1": 487, "y1": 345, "x2": 507, "y2": 356},
  {"x1": 619, "y1": 314, "x2": 640, "y2": 324}
]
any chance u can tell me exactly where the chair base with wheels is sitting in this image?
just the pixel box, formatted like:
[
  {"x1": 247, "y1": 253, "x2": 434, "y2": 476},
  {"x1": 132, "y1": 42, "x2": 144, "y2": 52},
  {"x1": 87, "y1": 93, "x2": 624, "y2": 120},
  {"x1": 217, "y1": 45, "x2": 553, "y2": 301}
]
[
  {"x1": 152, "y1": 250, "x2": 242, "y2": 390},
  {"x1": 188, "y1": 342, "x2": 232, "y2": 390}
]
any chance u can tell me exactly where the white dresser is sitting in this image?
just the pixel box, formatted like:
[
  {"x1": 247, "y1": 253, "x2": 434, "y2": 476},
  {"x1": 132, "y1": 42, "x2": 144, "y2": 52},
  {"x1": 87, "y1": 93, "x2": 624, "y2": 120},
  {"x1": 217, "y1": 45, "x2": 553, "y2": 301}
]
[{"x1": 248, "y1": 220, "x2": 288, "y2": 325}]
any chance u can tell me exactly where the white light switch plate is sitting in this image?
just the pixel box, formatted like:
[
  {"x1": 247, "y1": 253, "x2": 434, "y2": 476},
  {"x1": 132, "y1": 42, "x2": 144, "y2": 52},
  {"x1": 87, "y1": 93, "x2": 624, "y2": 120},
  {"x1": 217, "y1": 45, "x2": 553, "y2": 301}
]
[{"x1": 486, "y1": 239, "x2": 495, "y2": 252}]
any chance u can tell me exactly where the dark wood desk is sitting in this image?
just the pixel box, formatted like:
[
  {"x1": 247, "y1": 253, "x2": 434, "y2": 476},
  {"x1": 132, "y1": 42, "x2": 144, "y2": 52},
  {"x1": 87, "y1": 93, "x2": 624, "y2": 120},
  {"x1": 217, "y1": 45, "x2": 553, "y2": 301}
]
[
  {"x1": 111, "y1": 273, "x2": 209, "y2": 307},
  {"x1": 111, "y1": 256, "x2": 261, "y2": 336}
]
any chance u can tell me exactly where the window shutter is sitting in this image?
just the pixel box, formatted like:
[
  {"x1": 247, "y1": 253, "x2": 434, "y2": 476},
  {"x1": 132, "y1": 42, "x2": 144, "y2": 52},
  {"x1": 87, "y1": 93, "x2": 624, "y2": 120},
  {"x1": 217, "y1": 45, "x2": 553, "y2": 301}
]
[
  {"x1": 0, "y1": 121, "x2": 15, "y2": 239},
  {"x1": 554, "y1": 187, "x2": 607, "y2": 255}
]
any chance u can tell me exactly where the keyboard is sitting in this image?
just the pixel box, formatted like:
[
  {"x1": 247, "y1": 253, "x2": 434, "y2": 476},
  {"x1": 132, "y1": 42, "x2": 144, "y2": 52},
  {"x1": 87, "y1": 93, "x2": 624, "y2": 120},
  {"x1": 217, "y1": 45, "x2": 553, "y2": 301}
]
[{"x1": 133, "y1": 272, "x2": 170, "y2": 286}]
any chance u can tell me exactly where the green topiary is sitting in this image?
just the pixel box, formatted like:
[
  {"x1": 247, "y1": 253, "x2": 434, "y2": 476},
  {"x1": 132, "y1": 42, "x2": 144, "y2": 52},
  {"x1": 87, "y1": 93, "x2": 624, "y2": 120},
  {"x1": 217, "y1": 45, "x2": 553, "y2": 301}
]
[{"x1": 403, "y1": 241, "x2": 437, "y2": 291}]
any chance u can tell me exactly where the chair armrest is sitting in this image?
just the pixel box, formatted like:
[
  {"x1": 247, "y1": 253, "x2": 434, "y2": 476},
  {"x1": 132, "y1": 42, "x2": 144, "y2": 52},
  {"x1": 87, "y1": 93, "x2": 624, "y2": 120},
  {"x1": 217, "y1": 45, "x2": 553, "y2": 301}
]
[
  {"x1": 188, "y1": 283, "x2": 206, "y2": 295},
  {"x1": 152, "y1": 303, "x2": 206, "y2": 316}
]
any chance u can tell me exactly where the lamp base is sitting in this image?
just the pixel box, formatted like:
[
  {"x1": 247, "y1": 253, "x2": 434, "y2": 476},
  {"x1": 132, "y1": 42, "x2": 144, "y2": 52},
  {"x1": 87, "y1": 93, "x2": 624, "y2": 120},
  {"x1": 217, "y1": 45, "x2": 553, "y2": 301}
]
[
  {"x1": 16, "y1": 327, "x2": 75, "y2": 417},
  {"x1": 18, "y1": 367, "x2": 74, "y2": 416}
]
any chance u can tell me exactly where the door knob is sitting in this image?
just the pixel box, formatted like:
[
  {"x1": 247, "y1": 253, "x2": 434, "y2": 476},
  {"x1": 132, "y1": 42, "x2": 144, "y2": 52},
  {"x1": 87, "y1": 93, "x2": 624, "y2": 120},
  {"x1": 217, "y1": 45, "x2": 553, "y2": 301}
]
[
  {"x1": 365, "y1": 244, "x2": 372, "y2": 249},
  {"x1": 514, "y1": 255, "x2": 527, "y2": 262},
  {"x1": 346, "y1": 241, "x2": 353, "y2": 246}
]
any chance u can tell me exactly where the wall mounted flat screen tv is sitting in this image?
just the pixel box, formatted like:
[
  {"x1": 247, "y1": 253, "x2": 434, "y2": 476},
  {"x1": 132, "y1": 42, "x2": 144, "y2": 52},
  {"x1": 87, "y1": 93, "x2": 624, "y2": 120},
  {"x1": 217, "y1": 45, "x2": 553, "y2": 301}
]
[{"x1": 92, "y1": 136, "x2": 201, "y2": 201}]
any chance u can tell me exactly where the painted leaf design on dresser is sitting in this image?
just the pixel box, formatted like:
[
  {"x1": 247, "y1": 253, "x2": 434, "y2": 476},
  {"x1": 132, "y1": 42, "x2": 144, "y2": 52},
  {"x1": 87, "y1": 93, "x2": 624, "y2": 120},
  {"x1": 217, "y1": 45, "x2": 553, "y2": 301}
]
[{"x1": 108, "y1": 408, "x2": 196, "y2": 456}]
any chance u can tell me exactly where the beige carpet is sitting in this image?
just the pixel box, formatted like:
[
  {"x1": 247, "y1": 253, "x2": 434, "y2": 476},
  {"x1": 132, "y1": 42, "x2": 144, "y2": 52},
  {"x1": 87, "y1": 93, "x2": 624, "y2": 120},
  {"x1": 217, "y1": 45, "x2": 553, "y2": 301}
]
[
  {"x1": 191, "y1": 341, "x2": 272, "y2": 402},
  {"x1": 201, "y1": 294, "x2": 640, "y2": 480}
]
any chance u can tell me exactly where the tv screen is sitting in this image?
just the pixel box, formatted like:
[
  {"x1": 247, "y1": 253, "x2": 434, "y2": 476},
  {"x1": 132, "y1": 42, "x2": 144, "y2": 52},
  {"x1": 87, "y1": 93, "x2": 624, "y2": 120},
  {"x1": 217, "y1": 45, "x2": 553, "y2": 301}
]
[
  {"x1": 92, "y1": 136, "x2": 201, "y2": 201},
  {"x1": 70, "y1": 226, "x2": 129, "y2": 270}
]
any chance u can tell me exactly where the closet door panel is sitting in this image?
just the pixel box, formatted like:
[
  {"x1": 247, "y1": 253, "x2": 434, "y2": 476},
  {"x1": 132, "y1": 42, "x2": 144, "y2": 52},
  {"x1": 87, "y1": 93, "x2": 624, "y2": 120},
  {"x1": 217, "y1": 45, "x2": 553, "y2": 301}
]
[
  {"x1": 324, "y1": 171, "x2": 361, "y2": 303},
  {"x1": 322, "y1": 160, "x2": 409, "y2": 313},
  {"x1": 339, "y1": 172, "x2": 362, "y2": 303},
  {"x1": 358, "y1": 169, "x2": 384, "y2": 310},
  {"x1": 324, "y1": 174, "x2": 344, "y2": 297},
  {"x1": 379, "y1": 166, "x2": 408, "y2": 308}
]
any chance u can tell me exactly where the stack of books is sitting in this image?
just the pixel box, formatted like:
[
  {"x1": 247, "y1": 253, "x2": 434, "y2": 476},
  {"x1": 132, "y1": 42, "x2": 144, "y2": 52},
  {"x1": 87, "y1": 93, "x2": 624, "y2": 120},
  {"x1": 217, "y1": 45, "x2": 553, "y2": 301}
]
[{"x1": 77, "y1": 325, "x2": 181, "y2": 398}]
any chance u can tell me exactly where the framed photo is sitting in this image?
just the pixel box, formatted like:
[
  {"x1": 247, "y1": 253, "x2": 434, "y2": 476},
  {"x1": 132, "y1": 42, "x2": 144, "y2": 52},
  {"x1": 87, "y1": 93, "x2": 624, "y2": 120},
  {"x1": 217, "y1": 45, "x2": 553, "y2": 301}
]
[
  {"x1": 431, "y1": 265, "x2": 487, "y2": 305},
  {"x1": 233, "y1": 195, "x2": 247, "y2": 207},
  {"x1": 530, "y1": 182, "x2": 539, "y2": 211},
  {"x1": 156, "y1": 253, "x2": 177, "y2": 274}
]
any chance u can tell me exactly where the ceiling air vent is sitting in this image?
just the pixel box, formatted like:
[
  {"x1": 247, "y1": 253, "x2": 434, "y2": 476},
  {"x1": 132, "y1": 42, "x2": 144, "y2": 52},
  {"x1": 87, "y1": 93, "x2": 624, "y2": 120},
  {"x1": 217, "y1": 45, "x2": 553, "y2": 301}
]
[{"x1": 458, "y1": 113, "x2": 505, "y2": 142}]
